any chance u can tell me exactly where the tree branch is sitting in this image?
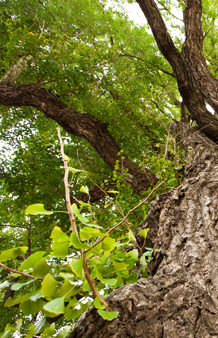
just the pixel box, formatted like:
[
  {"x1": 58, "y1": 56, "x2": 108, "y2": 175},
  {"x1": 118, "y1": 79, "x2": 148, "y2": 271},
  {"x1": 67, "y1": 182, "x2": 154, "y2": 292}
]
[
  {"x1": 136, "y1": 0, "x2": 218, "y2": 142},
  {"x1": 0, "y1": 82, "x2": 157, "y2": 194},
  {"x1": 182, "y1": 0, "x2": 218, "y2": 114}
]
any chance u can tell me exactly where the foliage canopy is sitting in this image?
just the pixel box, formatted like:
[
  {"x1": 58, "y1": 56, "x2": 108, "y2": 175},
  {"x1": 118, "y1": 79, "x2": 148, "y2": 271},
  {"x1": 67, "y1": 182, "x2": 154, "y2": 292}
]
[{"x1": 1, "y1": 0, "x2": 218, "y2": 336}]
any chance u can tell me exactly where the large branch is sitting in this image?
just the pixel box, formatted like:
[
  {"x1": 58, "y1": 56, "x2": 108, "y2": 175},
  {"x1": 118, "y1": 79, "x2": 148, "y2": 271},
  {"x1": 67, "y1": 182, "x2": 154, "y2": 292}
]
[
  {"x1": 182, "y1": 0, "x2": 218, "y2": 113},
  {"x1": 136, "y1": 0, "x2": 218, "y2": 142},
  {"x1": 0, "y1": 82, "x2": 157, "y2": 195}
]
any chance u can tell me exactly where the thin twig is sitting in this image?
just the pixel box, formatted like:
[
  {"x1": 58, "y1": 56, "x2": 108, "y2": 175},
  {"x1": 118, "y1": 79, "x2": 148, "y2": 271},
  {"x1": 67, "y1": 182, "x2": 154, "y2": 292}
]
[
  {"x1": 0, "y1": 262, "x2": 43, "y2": 280},
  {"x1": 57, "y1": 128, "x2": 79, "y2": 238},
  {"x1": 57, "y1": 129, "x2": 108, "y2": 307},
  {"x1": 85, "y1": 181, "x2": 165, "y2": 253},
  {"x1": 39, "y1": 20, "x2": 45, "y2": 39}
]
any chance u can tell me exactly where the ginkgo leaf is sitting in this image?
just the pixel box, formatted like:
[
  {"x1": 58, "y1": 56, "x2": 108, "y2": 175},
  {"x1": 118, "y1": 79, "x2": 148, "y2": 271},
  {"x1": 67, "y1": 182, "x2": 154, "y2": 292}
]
[
  {"x1": 26, "y1": 204, "x2": 52, "y2": 215},
  {"x1": 43, "y1": 296, "x2": 65, "y2": 315},
  {"x1": 97, "y1": 309, "x2": 119, "y2": 321},
  {"x1": 79, "y1": 186, "x2": 89, "y2": 195},
  {"x1": 68, "y1": 167, "x2": 83, "y2": 174}
]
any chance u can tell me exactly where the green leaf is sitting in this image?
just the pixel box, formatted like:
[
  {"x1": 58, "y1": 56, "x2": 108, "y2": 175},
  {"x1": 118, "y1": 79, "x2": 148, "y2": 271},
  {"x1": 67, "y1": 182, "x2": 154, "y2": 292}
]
[
  {"x1": 80, "y1": 185, "x2": 89, "y2": 195},
  {"x1": 71, "y1": 203, "x2": 89, "y2": 223},
  {"x1": 64, "y1": 307, "x2": 82, "y2": 320},
  {"x1": 32, "y1": 258, "x2": 51, "y2": 278},
  {"x1": 41, "y1": 273, "x2": 58, "y2": 298},
  {"x1": 68, "y1": 167, "x2": 83, "y2": 174},
  {"x1": 0, "y1": 246, "x2": 28, "y2": 262},
  {"x1": 139, "y1": 228, "x2": 149, "y2": 239},
  {"x1": 43, "y1": 296, "x2": 65, "y2": 315},
  {"x1": 82, "y1": 222, "x2": 103, "y2": 229},
  {"x1": 16, "y1": 319, "x2": 22, "y2": 332},
  {"x1": 58, "y1": 272, "x2": 75, "y2": 280},
  {"x1": 94, "y1": 296, "x2": 106, "y2": 309},
  {"x1": 77, "y1": 200, "x2": 90, "y2": 207},
  {"x1": 52, "y1": 242, "x2": 69, "y2": 258},
  {"x1": 70, "y1": 232, "x2": 90, "y2": 249},
  {"x1": 18, "y1": 251, "x2": 46, "y2": 271},
  {"x1": 69, "y1": 259, "x2": 83, "y2": 277},
  {"x1": 126, "y1": 249, "x2": 138, "y2": 263},
  {"x1": 4, "y1": 291, "x2": 34, "y2": 307},
  {"x1": 26, "y1": 204, "x2": 52, "y2": 215},
  {"x1": 11, "y1": 279, "x2": 35, "y2": 291},
  {"x1": 140, "y1": 254, "x2": 148, "y2": 272},
  {"x1": 29, "y1": 292, "x2": 43, "y2": 302},
  {"x1": 41, "y1": 323, "x2": 55, "y2": 337},
  {"x1": 50, "y1": 226, "x2": 69, "y2": 242},
  {"x1": 20, "y1": 299, "x2": 45, "y2": 316},
  {"x1": 59, "y1": 281, "x2": 80, "y2": 298},
  {"x1": 63, "y1": 155, "x2": 70, "y2": 163},
  {"x1": 128, "y1": 229, "x2": 136, "y2": 241},
  {"x1": 25, "y1": 325, "x2": 35, "y2": 338},
  {"x1": 102, "y1": 237, "x2": 116, "y2": 253},
  {"x1": 94, "y1": 267, "x2": 117, "y2": 286},
  {"x1": 97, "y1": 309, "x2": 119, "y2": 321},
  {"x1": 80, "y1": 227, "x2": 100, "y2": 241},
  {"x1": 113, "y1": 261, "x2": 129, "y2": 272},
  {"x1": 34, "y1": 318, "x2": 49, "y2": 334},
  {"x1": 89, "y1": 242, "x2": 102, "y2": 255},
  {"x1": 56, "y1": 326, "x2": 72, "y2": 338},
  {"x1": 0, "y1": 281, "x2": 10, "y2": 289}
]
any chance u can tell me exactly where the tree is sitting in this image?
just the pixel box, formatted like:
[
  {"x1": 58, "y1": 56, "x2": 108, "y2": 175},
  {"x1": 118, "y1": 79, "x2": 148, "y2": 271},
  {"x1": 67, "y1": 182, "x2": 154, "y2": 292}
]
[{"x1": 1, "y1": 0, "x2": 218, "y2": 337}]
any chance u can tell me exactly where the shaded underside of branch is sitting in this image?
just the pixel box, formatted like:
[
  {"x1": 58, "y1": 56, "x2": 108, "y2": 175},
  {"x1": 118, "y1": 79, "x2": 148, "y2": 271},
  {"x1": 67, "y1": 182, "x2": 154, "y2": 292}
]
[{"x1": 0, "y1": 82, "x2": 157, "y2": 194}]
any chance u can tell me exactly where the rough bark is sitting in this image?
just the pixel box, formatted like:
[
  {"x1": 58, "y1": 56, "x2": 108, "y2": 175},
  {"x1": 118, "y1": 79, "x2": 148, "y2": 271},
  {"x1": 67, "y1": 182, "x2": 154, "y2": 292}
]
[
  {"x1": 69, "y1": 123, "x2": 218, "y2": 337},
  {"x1": 136, "y1": 0, "x2": 218, "y2": 142},
  {"x1": 182, "y1": 0, "x2": 218, "y2": 113},
  {"x1": 0, "y1": 82, "x2": 157, "y2": 195}
]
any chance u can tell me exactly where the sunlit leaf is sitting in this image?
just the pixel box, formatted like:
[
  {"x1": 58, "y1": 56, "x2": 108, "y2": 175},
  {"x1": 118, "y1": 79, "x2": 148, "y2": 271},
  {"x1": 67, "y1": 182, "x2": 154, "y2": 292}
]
[
  {"x1": 80, "y1": 227, "x2": 100, "y2": 241},
  {"x1": 51, "y1": 242, "x2": 69, "y2": 258},
  {"x1": 70, "y1": 232, "x2": 90, "y2": 249},
  {"x1": 56, "y1": 326, "x2": 72, "y2": 338},
  {"x1": 11, "y1": 279, "x2": 35, "y2": 291},
  {"x1": 43, "y1": 296, "x2": 65, "y2": 315},
  {"x1": 18, "y1": 251, "x2": 46, "y2": 271},
  {"x1": 97, "y1": 309, "x2": 119, "y2": 321},
  {"x1": 50, "y1": 226, "x2": 69, "y2": 242},
  {"x1": 69, "y1": 259, "x2": 83, "y2": 277},
  {"x1": 80, "y1": 185, "x2": 89, "y2": 195},
  {"x1": 26, "y1": 204, "x2": 52, "y2": 215},
  {"x1": 41, "y1": 273, "x2": 58, "y2": 298},
  {"x1": 128, "y1": 229, "x2": 136, "y2": 241},
  {"x1": 139, "y1": 228, "x2": 149, "y2": 239},
  {"x1": 94, "y1": 296, "x2": 105, "y2": 309},
  {"x1": 0, "y1": 246, "x2": 28, "y2": 262},
  {"x1": 113, "y1": 261, "x2": 129, "y2": 272},
  {"x1": 68, "y1": 167, "x2": 83, "y2": 174},
  {"x1": 0, "y1": 281, "x2": 10, "y2": 289},
  {"x1": 32, "y1": 258, "x2": 51, "y2": 278}
]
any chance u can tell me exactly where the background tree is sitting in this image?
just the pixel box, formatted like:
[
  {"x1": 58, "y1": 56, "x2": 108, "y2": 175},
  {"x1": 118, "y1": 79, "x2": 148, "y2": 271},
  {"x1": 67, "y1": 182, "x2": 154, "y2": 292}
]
[{"x1": 1, "y1": 0, "x2": 218, "y2": 337}]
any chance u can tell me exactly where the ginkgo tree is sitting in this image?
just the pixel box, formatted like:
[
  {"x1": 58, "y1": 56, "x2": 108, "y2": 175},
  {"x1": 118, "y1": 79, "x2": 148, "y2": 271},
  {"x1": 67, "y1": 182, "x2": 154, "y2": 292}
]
[{"x1": 1, "y1": 0, "x2": 218, "y2": 337}]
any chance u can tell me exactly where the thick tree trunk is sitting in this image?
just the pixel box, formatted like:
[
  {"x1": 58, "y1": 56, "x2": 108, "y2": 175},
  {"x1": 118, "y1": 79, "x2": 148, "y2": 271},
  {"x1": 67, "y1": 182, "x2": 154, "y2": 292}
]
[{"x1": 69, "y1": 122, "x2": 218, "y2": 338}]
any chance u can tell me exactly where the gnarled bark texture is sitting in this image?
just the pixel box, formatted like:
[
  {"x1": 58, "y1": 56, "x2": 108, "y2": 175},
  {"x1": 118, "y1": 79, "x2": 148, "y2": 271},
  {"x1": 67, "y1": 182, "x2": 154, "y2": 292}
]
[{"x1": 69, "y1": 122, "x2": 218, "y2": 338}]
